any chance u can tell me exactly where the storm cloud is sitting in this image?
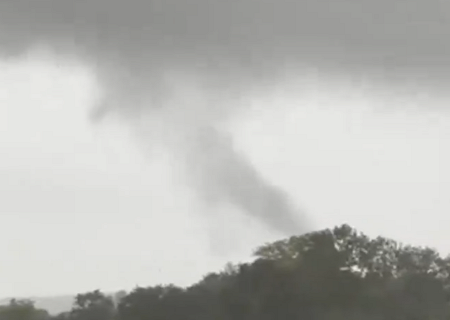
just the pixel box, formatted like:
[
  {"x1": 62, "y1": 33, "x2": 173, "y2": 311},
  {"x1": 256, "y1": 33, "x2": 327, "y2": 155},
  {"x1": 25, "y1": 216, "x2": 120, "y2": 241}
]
[
  {"x1": 1, "y1": 0, "x2": 449, "y2": 84},
  {"x1": 0, "y1": 0, "x2": 448, "y2": 235}
]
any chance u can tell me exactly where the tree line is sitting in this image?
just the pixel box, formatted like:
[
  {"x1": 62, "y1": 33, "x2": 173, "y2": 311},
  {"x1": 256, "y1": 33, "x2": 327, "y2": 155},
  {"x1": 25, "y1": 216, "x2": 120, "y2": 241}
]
[{"x1": 3, "y1": 224, "x2": 450, "y2": 320}]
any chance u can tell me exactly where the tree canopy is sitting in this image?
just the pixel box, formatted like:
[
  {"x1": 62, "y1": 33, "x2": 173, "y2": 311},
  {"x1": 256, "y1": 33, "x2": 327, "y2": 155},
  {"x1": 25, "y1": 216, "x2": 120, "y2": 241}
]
[{"x1": 4, "y1": 224, "x2": 450, "y2": 320}]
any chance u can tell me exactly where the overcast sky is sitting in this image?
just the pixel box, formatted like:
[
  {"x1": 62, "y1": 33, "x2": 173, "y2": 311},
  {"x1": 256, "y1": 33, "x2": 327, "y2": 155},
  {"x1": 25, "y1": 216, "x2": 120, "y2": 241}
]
[{"x1": 1, "y1": 0, "x2": 450, "y2": 298}]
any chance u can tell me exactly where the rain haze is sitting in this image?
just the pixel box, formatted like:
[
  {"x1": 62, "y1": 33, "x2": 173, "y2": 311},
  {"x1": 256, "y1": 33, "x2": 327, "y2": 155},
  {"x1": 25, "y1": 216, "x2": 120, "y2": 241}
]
[{"x1": 0, "y1": 0, "x2": 450, "y2": 298}]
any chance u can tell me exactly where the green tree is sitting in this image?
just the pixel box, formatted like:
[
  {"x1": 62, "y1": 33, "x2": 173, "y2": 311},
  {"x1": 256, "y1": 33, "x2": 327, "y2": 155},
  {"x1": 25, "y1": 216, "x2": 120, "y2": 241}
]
[
  {"x1": 42, "y1": 224, "x2": 450, "y2": 320},
  {"x1": 69, "y1": 290, "x2": 115, "y2": 320},
  {"x1": 0, "y1": 299, "x2": 50, "y2": 320}
]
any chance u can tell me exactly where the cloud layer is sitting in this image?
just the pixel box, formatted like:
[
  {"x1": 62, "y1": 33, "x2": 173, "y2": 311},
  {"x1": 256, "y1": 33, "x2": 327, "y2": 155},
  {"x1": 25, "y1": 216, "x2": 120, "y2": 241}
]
[{"x1": 1, "y1": 0, "x2": 447, "y2": 236}]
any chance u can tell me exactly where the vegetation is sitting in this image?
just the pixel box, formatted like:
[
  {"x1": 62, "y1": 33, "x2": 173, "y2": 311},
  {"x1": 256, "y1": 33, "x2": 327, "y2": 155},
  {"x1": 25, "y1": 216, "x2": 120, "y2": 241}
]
[{"x1": 4, "y1": 224, "x2": 450, "y2": 320}]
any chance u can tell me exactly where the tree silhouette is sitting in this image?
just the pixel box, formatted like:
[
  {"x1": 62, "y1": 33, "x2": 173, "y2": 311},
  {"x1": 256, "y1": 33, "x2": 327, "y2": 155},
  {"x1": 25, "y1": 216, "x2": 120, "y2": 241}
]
[{"x1": 38, "y1": 224, "x2": 450, "y2": 320}]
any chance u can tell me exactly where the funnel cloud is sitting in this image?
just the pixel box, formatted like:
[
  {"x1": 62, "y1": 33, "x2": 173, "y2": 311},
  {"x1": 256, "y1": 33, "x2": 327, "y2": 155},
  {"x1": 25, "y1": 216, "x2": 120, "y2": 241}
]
[
  {"x1": 183, "y1": 126, "x2": 302, "y2": 235},
  {"x1": 0, "y1": 0, "x2": 448, "y2": 235}
]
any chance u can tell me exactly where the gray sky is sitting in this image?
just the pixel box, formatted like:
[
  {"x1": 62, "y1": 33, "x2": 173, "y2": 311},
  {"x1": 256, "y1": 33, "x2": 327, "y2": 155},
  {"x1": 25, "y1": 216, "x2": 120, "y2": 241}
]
[{"x1": 0, "y1": 0, "x2": 450, "y2": 297}]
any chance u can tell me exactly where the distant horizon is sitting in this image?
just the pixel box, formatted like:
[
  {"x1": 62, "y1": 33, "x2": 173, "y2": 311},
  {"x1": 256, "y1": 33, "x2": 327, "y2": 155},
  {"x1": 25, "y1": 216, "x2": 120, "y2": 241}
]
[{"x1": 1, "y1": 221, "x2": 450, "y2": 300}]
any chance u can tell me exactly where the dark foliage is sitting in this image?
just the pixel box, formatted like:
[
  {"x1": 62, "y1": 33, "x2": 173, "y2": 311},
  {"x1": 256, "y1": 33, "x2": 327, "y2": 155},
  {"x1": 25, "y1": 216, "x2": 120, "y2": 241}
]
[{"x1": 6, "y1": 224, "x2": 450, "y2": 320}]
